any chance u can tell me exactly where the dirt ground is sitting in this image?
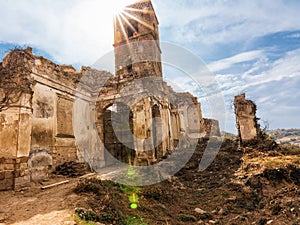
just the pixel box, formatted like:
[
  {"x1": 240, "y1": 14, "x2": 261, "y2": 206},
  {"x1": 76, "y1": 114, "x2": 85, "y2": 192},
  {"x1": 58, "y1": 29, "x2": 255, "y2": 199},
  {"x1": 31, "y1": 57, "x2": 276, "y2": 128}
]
[
  {"x1": 0, "y1": 175, "x2": 79, "y2": 225},
  {"x1": 1, "y1": 138, "x2": 300, "y2": 225}
]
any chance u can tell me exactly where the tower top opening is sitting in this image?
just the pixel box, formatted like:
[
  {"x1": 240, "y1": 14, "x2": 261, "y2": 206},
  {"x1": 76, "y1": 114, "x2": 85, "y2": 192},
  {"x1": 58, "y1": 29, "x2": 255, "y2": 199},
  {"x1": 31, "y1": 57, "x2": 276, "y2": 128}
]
[{"x1": 114, "y1": 0, "x2": 162, "y2": 78}]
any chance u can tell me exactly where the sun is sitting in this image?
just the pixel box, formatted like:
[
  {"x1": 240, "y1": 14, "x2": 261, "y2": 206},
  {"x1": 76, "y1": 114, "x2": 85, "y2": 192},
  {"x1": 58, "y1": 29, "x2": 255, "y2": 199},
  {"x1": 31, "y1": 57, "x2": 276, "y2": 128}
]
[{"x1": 107, "y1": 0, "x2": 137, "y2": 16}]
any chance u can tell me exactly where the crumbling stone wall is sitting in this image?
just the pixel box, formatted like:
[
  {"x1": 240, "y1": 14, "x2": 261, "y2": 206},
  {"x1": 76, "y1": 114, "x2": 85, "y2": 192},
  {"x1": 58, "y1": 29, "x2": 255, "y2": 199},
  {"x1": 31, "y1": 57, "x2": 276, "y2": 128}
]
[
  {"x1": 0, "y1": 48, "x2": 34, "y2": 190},
  {"x1": 93, "y1": 77, "x2": 202, "y2": 167},
  {"x1": 202, "y1": 118, "x2": 221, "y2": 138},
  {"x1": 0, "y1": 48, "x2": 101, "y2": 190},
  {"x1": 0, "y1": 0, "x2": 213, "y2": 190},
  {"x1": 0, "y1": 46, "x2": 201, "y2": 188},
  {"x1": 234, "y1": 93, "x2": 259, "y2": 142}
]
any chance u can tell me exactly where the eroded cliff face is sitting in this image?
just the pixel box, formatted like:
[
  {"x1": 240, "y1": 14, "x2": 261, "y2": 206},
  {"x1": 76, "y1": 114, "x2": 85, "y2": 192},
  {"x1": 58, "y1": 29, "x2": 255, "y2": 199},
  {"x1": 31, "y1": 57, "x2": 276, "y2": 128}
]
[{"x1": 234, "y1": 94, "x2": 259, "y2": 142}]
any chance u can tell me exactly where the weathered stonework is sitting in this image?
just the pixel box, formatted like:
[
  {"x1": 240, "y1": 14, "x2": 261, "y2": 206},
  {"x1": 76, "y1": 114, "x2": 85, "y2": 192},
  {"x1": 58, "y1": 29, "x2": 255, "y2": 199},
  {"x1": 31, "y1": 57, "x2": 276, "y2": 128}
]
[
  {"x1": 234, "y1": 93, "x2": 259, "y2": 142},
  {"x1": 114, "y1": 0, "x2": 162, "y2": 79},
  {"x1": 0, "y1": 0, "x2": 214, "y2": 190},
  {"x1": 202, "y1": 118, "x2": 221, "y2": 138},
  {"x1": 0, "y1": 47, "x2": 84, "y2": 190}
]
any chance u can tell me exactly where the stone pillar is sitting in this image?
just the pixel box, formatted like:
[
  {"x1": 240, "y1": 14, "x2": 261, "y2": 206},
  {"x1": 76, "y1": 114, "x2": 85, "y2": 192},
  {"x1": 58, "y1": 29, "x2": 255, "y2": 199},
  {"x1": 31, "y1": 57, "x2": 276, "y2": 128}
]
[
  {"x1": 0, "y1": 93, "x2": 32, "y2": 190},
  {"x1": 234, "y1": 93, "x2": 259, "y2": 142}
]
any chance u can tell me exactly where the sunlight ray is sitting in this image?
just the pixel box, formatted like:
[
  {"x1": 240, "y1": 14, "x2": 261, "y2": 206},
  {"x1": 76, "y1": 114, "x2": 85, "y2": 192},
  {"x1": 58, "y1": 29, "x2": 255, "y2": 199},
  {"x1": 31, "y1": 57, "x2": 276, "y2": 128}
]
[
  {"x1": 116, "y1": 15, "x2": 136, "y2": 60},
  {"x1": 124, "y1": 7, "x2": 155, "y2": 15},
  {"x1": 119, "y1": 13, "x2": 138, "y2": 34},
  {"x1": 122, "y1": 11, "x2": 154, "y2": 31},
  {"x1": 116, "y1": 15, "x2": 130, "y2": 45},
  {"x1": 113, "y1": 16, "x2": 117, "y2": 34}
]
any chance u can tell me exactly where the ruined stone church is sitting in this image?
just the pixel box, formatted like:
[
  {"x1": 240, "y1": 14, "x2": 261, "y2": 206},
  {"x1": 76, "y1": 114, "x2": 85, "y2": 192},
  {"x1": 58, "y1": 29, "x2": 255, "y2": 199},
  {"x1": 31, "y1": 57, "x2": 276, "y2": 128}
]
[{"x1": 0, "y1": 0, "x2": 220, "y2": 190}]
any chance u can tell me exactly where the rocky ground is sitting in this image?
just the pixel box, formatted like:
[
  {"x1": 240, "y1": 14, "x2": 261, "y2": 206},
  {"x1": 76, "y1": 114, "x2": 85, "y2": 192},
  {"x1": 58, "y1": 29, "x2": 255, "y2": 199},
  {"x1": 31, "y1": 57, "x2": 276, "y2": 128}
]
[{"x1": 1, "y1": 138, "x2": 300, "y2": 225}]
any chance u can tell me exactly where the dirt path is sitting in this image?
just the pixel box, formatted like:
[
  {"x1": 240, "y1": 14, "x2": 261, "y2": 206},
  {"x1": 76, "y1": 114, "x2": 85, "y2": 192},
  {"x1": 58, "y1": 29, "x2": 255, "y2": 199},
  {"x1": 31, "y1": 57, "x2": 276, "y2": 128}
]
[{"x1": 0, "y1": 177, "x2": 79, "y2": 225}]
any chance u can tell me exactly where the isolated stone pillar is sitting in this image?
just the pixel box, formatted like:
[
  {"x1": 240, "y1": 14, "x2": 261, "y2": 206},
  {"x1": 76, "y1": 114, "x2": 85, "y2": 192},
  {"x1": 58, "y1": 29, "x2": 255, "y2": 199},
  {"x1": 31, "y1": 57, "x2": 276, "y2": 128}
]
[{"x1": 234, "y1": 94, "x2": 259, "y2": 142}]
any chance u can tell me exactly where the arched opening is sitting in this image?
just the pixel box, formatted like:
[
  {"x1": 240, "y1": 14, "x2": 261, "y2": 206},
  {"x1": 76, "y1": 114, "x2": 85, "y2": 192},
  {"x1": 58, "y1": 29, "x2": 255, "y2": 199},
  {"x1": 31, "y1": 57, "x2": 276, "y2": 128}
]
[
  {"x1": 103, "y1": 102, "x2": 135, "y2": 165},
  {"x1": 126, "y1": 56, "x2": 133, "y2": 74},
  {"x1": 170, "y1": 105, "x2": 180, "y2": 148},
  {"x1": 151, "y1": 104, "x2": 162, "y2": 160},
  {"x1": 187, "y1": 104, "x2": 201, "y2": 132},
  {"x1": 127, "y1": 19, "x2": 139, "y2": 38}
]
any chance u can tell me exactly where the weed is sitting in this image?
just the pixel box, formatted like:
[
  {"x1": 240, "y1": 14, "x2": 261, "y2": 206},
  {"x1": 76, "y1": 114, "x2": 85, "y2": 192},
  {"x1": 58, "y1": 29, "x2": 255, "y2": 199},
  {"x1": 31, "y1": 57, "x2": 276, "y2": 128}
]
[
  {"x1": 75, "y1": 217, "x2": 96, "y2": 225},
  {"x1": 179, "y1": 215, "x2": 197, "y2": 222},
  {"x1": 122, "y1": 215, "x2": 147, "y2": 225},
  {"x1": 75, "y1": 208, "x2": 100, "y2": 222}
]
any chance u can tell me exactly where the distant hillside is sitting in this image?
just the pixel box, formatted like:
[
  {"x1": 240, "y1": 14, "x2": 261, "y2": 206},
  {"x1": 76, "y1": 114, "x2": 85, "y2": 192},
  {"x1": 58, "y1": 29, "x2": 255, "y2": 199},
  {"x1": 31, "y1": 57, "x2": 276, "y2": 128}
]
[
  {"x1": 267, "y1": 129, "x2": 300, "y2": 146},
  {"x1": 221, "y1": 131, "x2": 237, "y2": 139}
]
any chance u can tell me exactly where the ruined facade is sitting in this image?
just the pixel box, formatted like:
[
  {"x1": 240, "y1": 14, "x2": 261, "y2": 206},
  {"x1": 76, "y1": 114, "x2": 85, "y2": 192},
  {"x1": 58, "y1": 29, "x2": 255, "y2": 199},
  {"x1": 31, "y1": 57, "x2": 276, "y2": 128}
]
[
  {"x1": 0, "y1": 0, "x2": 209, "y2": 190},
  {"x1": 0, "y1": 48, "x2": 84, "y2": 190},
  {"x1": 234, "y1": 93, "x2": 259, "y2": 142},
  {"x1": 202, "y1": 118, "x2": 221, "y2": 138}
]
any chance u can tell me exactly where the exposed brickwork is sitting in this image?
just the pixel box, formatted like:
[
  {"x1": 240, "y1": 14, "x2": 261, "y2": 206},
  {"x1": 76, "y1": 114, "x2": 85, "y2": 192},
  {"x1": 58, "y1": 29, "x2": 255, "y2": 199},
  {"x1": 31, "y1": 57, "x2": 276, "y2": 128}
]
[{"x1": 0, "y1": 157, "x2": 29, "y2": 191}]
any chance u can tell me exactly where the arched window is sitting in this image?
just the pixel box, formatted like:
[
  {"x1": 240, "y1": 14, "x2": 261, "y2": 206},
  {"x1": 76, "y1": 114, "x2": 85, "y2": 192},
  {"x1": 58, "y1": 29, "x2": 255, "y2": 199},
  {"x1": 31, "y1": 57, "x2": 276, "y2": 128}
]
[{"x1": 127, "y1": 19, "x2": 139, "y2": 38}]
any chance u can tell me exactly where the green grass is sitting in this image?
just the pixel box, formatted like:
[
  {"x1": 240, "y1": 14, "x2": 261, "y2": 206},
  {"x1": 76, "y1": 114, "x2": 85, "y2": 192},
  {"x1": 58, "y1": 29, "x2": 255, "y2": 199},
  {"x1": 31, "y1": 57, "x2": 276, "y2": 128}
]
[
  {"x1": 122, "y1": 215, "x2": 148, "y2": 225},
  {"x1": 75, "y1": 208, "x2": 99, "y2": 223},
  {"x1": 74, "y1": 214, "x2": 97, "y2": 225}
]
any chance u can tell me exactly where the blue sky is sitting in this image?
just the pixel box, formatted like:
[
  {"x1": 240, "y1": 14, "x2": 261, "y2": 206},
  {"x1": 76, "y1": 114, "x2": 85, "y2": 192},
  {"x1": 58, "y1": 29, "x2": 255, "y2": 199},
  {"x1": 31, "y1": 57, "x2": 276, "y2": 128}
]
[{"x1": 0, "y1": 0, "x2": 299, "y2": 133}]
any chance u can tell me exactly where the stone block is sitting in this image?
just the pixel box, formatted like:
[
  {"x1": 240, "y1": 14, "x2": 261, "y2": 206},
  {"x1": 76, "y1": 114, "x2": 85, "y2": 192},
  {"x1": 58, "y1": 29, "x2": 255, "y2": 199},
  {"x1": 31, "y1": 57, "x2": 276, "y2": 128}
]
[
  {"x1": 20, "y1": 157, "x2": 29, "y2": 163},
  {"x1": 3, "y1": 158, "x2": 16, "y2": 164},
  {"x1": 15, "y1": 163, "x2": 20, "y2": 170},
  {"x1": 20, "y1": 169, "x2": 30, "y2": 177},
  {"x1": 0, "y1": 172, "x2": 5, "y2": 180},
  {"x1": 5, "y1": 170, "x2": 14, "y2": 179},
  {"x1": 14, "y1": 175, "x2": 30, "y2": 187},
  {"x1": 4, "y1": 163, "x2": 14, "y2": 170},
  {"x1": 14, "y1": 170, "x2": 20, "y2": 178},
  {"x1": 15, "y1": 157, "x2": 28, "y2": 163},
  {"x1": 20, "y1": 163, "x2": 28, "y2": 170},
  {"x1": 0, "y1": 179, "x2": 13, "y2": 191}
]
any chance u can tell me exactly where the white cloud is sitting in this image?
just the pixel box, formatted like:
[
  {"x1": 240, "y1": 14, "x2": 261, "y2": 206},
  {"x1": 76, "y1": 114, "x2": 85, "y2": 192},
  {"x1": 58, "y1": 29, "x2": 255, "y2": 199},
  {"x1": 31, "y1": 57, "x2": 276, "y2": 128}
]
[
  {"x1": 1, "y1": 0, "x2": 300, "y2": 66},
  {"x1": 215, "y1": 48, "x2": 300, "y2": 96},
  {"x1": 155, "y1": 0, "x2": 300, "y2": 45},
  {"x1": 208, "y1": 50, "x2": 263, "y2": 72},
  {"x1": 213, "y1": 48, "x2": 300, "y2": 132},
  {"x1": 165, "y1": 45, "x2": 300, "y2": 133},
  {"x1": 0, "y1": 0, "x2": 136, "y2": 65}
]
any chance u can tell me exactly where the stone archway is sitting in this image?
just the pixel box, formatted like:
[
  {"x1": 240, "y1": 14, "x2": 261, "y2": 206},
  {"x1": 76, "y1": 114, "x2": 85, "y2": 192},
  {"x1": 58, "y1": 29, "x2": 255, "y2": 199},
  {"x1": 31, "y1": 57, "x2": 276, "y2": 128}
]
[
  {"x1": 170, "y1": 105, "x2": 181, "y2": 149},
  {"x1": 151, "y1": 104, "x2": 163, "y2": 160},
  {"x1": 103, "y1": 102, "x2": 135, "y2": 166}
]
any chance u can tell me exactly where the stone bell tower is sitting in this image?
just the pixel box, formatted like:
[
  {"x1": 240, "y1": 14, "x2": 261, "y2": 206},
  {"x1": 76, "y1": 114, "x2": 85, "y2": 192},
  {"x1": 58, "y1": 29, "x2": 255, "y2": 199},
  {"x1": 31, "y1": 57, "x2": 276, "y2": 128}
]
[{"x1": 113, "y1": 0, "x2": 162, "y2": 78}]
